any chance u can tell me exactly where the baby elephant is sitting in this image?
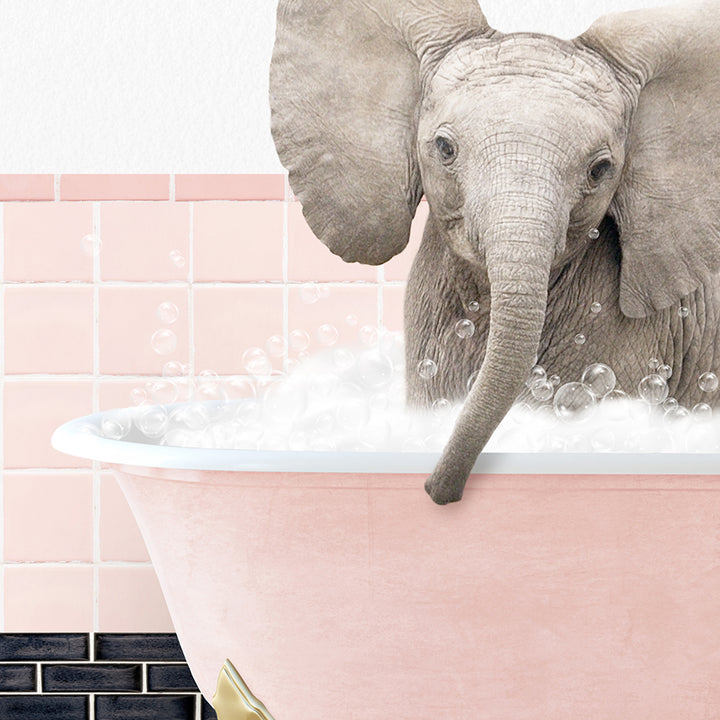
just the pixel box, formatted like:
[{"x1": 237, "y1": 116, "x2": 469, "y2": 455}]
[{"x1": 270, "y1": 0, "x2": 720, "y2": 504}]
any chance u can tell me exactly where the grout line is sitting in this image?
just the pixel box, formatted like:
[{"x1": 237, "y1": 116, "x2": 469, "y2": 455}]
[
  {"x1": 169, "y1": 174, "x2": 176, "y2": 202},
  {"x1": 92, "y1": 203, "x2": 101, "y2": 634},
  {"x1": 54, "y1": 174, "x2": 61, "y2": 201},
  {"x1": 36, "y1": 661, "x2": 42, "y2": 692},
  {"x1": 0, "y1": 202, "x2": 5, "y2": 631},
  {"x1": 188, "y1": 203, "x2": 195, "y2": 379},
  {"x1": 142, "y1": 662, "x2": 148, "y2": 693},
  {"x1": 282, "y1": 180, "x2": 289, "y2": 374}
]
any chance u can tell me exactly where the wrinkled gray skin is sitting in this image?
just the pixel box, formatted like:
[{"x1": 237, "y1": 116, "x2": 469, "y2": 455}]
[{"x1": 270, "y1": 1, "x2": 720, "y2": 504}]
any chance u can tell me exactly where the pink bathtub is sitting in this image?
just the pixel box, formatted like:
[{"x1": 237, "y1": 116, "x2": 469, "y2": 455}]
[{"x1": 53, "y1": 408, "x2": 720, "y2": 719}]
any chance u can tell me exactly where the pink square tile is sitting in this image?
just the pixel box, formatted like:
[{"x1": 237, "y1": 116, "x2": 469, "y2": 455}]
[
  {"x1": 100, "y1": 202, "x2": 190, "y2": 281},
  {"x1": 288, "y1": 285, "x2": 378, "y2": 352},
  {"x1": 382, "y1": 285, "x2": 406, "y2": 333},
  {"x1": 61, "y1": 174, "x2": 170, "y2": 200},
  {"x1": 288, "y1": 202, "x2": 378, "y2": 281},
  {"x1": 4, "y1": 202, "x2": 93, "y2": 281},
  {"x1": 194, "y1": 202, "x2": 283, "y2": 281},
  {"x1": 175, "y1": 174, "x2": 285, "y2": 201},
  {"x1": 194, "y1": 286, "x2": 284, "y2": 374},
  {"x1": 0, "y1": 175, "x2": 55, "y2": 200},
  {"x1": 5, "y1": 566, "x2": 94, "y2": 631},
  {"x1": 100, "y1": 473, "x2": 150, "y2": 562},
  {"x1": 4, "y1": 472, "x2": 93, "y2": 561},
  {"x1": 98, "y1": 566, "x2": 174, "y2": 632},
  {"x1": 99, "y1": 287, "x2": 189, "y2": 375},
  {"x1": 382, "y1": 202, "x2": 428, "y2": 281},
  {"x1": 4, "y1": 380, "x2": 93, "y2": 469},
  {"x1": 4, "y1": 286, "x2": 94, "y2": 374}
]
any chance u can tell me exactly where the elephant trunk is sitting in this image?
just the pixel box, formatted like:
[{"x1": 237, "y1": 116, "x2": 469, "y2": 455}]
[{"x1": 425, "y1": 194, "x2": 564, "y2": 504}]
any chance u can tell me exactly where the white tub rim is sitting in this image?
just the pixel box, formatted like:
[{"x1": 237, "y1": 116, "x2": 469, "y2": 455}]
[{"x1": 51, "y1": 405, "x2": 720, "y2": 476}]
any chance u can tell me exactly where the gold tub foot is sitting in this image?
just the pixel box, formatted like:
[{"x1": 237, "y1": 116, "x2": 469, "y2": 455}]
[{"x1": 213, "y1": 659, "x2": 276, "y2": 720}]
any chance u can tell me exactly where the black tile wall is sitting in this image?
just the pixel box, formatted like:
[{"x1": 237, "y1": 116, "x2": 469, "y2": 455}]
[
  {"x1": 95, "y1": 694, "x2": 196, "y2": 720},
  {"x1": 95, "y1": 633, "x2": 185, "y2": 661},
  {"x1": 0, "y1": 633, "x2": 219, "y2": 720},
  {"x1": 0, "y1": 695, "x2": 88, "y2": 719},
  {"x1": 0, "y1": 633, "x2": 89, "y2": 661},
  {"x1": 147, "y1": 663, "x2": 199, "y2": 692},
  {"x1": 0, "y1": 664, "x2": 36, "y2": 691}
]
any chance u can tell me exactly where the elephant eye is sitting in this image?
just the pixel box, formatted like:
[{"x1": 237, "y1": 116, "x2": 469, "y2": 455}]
[
  {"x1": 434, "y1": 135, "x2": 457, "y2": 164},
  {"x1": 588, "y1": 158, "x2": 613, "y2": 186}
]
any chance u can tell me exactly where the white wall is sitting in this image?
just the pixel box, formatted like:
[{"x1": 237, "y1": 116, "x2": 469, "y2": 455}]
[{"x1": 0, "y1": 0, "x2": 674, "y2": 172}]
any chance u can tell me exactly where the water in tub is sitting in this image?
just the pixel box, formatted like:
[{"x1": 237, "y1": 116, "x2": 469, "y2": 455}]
[{"x1": 93, "y1": 318, "x2": 719, "y2": 454}]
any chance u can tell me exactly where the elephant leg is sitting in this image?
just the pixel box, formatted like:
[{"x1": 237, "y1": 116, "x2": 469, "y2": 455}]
[{"x1": 404, "y1": 213, "x2": 489, "y2": 407}]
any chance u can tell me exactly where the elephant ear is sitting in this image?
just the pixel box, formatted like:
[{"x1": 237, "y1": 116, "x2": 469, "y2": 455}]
[
  {"x1": 269, "y1": 0, "x2": 490, "y2": 265},
  {"x1": 580, "y1": 2, "x2": 720, "y2": 318}
]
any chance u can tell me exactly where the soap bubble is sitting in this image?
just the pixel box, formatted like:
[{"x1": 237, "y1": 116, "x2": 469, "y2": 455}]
[
  {"x1": 657, "y1": 364, "x2": 672, "y2": 380},
  {"x1": 316, "y1": 324, "x2": 339, "y2": 347},
  {"x1": 368, "y1": 392, "x2": 390, "y2": 414},
  {"x1": 289, "y1": 329, "x2": 310, "y2": 353},
  {"x1": 601, "y1": 389, "x2": 630, "y2": 420},
  {"x1": 686, "y1": 424, "x2": 720, "y2": 453},
  {"x1": 81, "y1": 234, "x2": 102, "y2": 257},
  {"x1": 590, "y1": 302, "x2": 602, "y2": 314},
  {"x1": 169, "y1": 249, "x2": 185, "y2": 268},
  {"x1": 526, "y1": 365, "x2": 546, "y2": 389},
  {"x1": 234, "y1": 398, "x2": 262, "y2": 427},
  {"x1": 265, "y1": 335, "x2": 287, "y2": 358},
  {"x1": 136, "y1": 405, "x2": 169, "y2": 438},
  {"x1": 299, "y1": 283, "x2": 321, "y2": 304},
  {"x1": 146, "y1": 379, "x2": 178, "y2": 405},
  {"x1": 130, "y1": 386, "x2": 148, "y2": 406},
  {"x1": 692, "y1": 402, "x2": 713, "y2": 421},
  {"x1": 454, "y1": 319, "x2": 475, "y2": 339},
  {"x1": 467, "y1": 370, "x2": 480, "y2": 393},
  {"x1": 358, "y1": 325, "x2": 378, "y2": 347},
  {"x1": 431, "y1": 398, "x2": 452, "y2": 417},
  {"x1": 263, "y1": 380, "x2": 308, "y2": 424},
  {"x1": 647, "y1": 358, "x2": 660, "y2": 371},
  {"x1": 242, "y1": 347, "x2": 272, "y2": 376},
  {"x1": 157, "y1": 301, "x2": 179, "y2": 324},
  {"x1": 531, "y1": 381, "x2": 554, "y2": 402},
  {"x1": 581, "y1": 363, "x2": 616, "y2": 398},
  {"x1": 224, "y1": 375, "x2": 257, "y2": 401},
  {"x1": 357, "y1": 350, "x2": 394, "y2": 389},
  {"x1": 151, "y1": 329, "x2": 177, "y2": 355},
  {"x1": 698, "y1": 372, "x2": 719, "y2": 393},
  {"x1": 332, "y1": 347, "x2": 356, "y2": 371},
  {"x1": 664, "y1": 398, "x2": 679, "y2": 411},
  {"x1": 171, "y1": 404, "x2": 210, "y2": 431},
  {"x1": 664, "y1": 405, "x2": 691, "y2": 430},
  {"x1": 574, "y1": 334, "x2": 586, "y2": 345},
  {"x1": 101, "y1": 410, "x2": 132, "y2": 440},
  {"x1": 467, "y1": 300, "x2": 480, "y2": 313},
  {"x1": 162, "y1": 360, "x2": 187, "y2": 377},
  {"x1": 553, "y1": 382, "x2": 596, "y2": 422},
  {"x1": 194, "y1": 370, "x2": 227, "y2": 403},
  {"x1": 417, "y1": 358, "x2": 438, "y2": 380},
  {"x1": 590, "y1": 428, "x2": 616, "y2": 452},
  {"x1": 378, "y1": 330, "x2": 404, "y2": 368},
  {"x1": 678, "y1": 306, "x2": 690, "y2": 318},
  {"x1": 638, "y1": 374, "x2": 669, "y2": 405},
  {"x1": 587, "y1": 227, "x2": 600, "y2": 240},
  {"x1": 345, "y1": 314, "x2": 359, "y2": 327},
  {"x1": 549, "y1": 374, "x2": 561, "y2": 387}
]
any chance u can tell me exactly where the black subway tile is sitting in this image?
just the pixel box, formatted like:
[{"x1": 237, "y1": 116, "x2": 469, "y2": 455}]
[
  {"x1": 147, "y1": 664, "x2": 199, "y2": 692},
  {"x1": 95, "y1": 694, "x2": 196, "y2": 720},
  {"x1": 201, "y1": 697, "x2": 219, "y2": 719},
  {"x1": 0, "y1": 695, "x2": 88, "y2": 719},
  {"x1": 0, "y1": 664, "x2": 36, "y2": 691},
  {"x1": 95, "y1": 633, "x2": 184, "y2": 661},
  {"x1": 43, "y1": 664, "x2": 142, "y2": 693},
  {"x1": 0, "y1": 633, "x2": 89, "y2": 661}
]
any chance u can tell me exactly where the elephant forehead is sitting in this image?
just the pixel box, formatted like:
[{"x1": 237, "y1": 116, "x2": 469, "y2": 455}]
[{"x1": 431, "y1": 34, "x2": 621, "y2": 104}]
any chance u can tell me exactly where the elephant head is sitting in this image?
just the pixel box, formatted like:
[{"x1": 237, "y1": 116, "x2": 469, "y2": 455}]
[{"x1": 269, "y1": 0, "x2": 720, "y2": 504}]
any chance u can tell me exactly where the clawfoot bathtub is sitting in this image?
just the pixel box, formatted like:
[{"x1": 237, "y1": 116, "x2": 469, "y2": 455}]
[{"x1": 53, "y1": 405, "x2": 720, "y2": 719}]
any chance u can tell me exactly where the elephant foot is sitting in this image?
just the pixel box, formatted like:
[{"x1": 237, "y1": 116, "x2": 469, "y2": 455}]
[{"x1": 424, "y1": 472, "x2": 464, "y2": 505}]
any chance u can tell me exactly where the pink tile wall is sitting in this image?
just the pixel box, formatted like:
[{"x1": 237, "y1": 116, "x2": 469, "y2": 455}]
[{"x1": 0, "y1": 174, "x2": 421, "y2": 633}]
